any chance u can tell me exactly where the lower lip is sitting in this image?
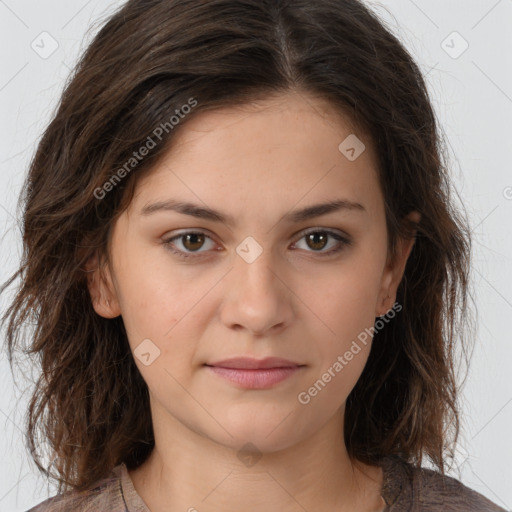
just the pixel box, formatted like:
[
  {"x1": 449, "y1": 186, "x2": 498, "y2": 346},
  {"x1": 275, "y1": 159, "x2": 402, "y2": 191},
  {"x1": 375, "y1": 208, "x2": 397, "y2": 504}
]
[{"x1": 205, "y1": 366, "x2": 301, "y2": 389}]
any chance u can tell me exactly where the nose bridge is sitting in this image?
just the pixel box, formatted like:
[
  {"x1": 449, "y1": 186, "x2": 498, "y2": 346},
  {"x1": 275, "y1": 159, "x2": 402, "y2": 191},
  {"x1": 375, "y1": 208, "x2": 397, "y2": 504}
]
[
  {"x1": 220, "y1": 234, "x2": 292, "y2": 335},
  {"x1": 234, "y1": 234, "x2": 280, "y2": 296}
]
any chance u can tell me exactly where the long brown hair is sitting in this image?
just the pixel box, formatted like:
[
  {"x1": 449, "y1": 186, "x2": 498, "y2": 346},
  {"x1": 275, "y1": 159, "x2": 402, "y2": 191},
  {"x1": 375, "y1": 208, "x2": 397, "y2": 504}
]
[{"x1": 1, "y1": 0, "x2": 473, "y2": 493}]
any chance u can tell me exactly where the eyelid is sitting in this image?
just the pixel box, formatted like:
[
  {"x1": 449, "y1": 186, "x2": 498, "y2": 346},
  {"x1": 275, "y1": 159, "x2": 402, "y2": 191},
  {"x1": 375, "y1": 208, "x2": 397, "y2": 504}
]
[{"x1": 296, "y1": 226, "x2": 350, "y2": 240}]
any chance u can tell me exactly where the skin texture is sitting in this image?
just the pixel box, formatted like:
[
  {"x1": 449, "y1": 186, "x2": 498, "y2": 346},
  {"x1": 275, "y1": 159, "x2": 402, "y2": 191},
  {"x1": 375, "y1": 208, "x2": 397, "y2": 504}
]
[{"x1": 87, "y1": 91, "x2": 419, "y2": 511}]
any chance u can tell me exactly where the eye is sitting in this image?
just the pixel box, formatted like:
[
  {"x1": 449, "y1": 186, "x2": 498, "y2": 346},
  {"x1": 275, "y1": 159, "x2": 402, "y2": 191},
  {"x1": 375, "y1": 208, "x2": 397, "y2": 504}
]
[
  {"x1": 162, "y1": 228, "x2": 351, "y2": 260},
  {"x1": 292, "y1": 228, "x2": 351, "y2": 256},
  {"x1": 163, "y1": 231, "x2": 218, "y2": 259}
]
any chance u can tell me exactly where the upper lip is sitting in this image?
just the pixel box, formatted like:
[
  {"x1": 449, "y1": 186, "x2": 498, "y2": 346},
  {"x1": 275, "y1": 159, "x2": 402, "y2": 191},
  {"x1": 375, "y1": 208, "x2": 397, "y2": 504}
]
[{"x1": 206, "y1": 357, "x2": 302, "y2": 369}]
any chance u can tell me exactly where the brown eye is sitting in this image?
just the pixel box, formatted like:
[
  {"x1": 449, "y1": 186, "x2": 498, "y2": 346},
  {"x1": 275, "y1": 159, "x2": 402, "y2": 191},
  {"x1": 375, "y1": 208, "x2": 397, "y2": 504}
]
[
  {"x1": 305, "y1": 232, "x2": 329, "y2": 251},
  {"x1": 293, "y1": 229, "x2": 352, "y2": 256},
  {"x1": 163, "y1": 231, "x2": 217, "y2": 258},
  {"x1": 182, "y1": 233, "x2": 206, "y2": 251}
]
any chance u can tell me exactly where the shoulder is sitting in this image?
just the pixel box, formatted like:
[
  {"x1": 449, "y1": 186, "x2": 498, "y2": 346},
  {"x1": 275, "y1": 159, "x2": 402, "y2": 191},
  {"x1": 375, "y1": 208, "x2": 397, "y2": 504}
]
[
  {"x1": 26, "y1": 465, "x2": 127, "y2": 512},
  {"x1": 381, "y1": 455, "x2": 508, "y2": 511}
]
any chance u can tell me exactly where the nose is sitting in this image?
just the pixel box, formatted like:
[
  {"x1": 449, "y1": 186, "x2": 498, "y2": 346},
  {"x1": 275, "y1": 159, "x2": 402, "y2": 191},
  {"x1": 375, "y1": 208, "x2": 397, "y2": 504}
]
[{"x1": 219, "y1": 245, "x2": 294, "y2": 337}]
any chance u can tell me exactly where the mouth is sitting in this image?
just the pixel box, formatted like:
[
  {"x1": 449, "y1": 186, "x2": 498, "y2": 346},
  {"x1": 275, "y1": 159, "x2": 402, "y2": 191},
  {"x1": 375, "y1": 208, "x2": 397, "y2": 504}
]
[{"x1": 204, "y1": 357, "x2": 305, "y2": 389}]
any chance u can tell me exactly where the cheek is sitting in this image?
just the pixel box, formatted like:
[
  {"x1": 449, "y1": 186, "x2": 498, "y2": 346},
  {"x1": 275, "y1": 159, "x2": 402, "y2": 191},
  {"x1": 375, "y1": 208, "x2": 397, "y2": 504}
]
[
  {"x1": 313, "y1": 262, "x2": 383, "y2": 342},
  {"x1": 114, "y1": 241, "x2": 187, "y2": 326},
  {"x1": 300, "y1": 246, "x2": 384, "y2": 383},
  {"x1": 114, "y1": 260, "x2": 199, "y2": 367}
]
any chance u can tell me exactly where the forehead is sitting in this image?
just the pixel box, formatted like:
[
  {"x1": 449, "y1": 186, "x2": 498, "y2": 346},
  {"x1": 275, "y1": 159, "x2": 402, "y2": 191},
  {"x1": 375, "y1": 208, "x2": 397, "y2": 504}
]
[
  {"x1": 128, "y1": 92, "x2": 383, "y2": 223},
  {"x1": 168, "y1": 92, "x2": 366, "y2": 156}
]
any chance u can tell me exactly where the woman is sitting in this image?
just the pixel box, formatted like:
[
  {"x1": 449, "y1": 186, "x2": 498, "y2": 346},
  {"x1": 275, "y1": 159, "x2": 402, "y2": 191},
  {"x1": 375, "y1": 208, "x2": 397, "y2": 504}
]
[{"x1": 1, "y1": 0, "x2": 506, "y2": 510}]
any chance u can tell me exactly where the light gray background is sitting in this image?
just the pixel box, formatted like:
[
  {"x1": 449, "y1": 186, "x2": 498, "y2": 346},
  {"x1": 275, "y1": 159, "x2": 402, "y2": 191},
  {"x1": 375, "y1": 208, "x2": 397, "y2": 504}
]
[{"x1": 1, "y1": 0, "x2": 511, "y2": 510}]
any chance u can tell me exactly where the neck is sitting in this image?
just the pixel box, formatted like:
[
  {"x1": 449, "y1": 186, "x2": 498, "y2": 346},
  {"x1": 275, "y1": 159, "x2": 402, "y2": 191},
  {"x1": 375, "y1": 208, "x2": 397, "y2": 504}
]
[{"x1": 128, "y1": 402, "x2": 385, "y2": 512}]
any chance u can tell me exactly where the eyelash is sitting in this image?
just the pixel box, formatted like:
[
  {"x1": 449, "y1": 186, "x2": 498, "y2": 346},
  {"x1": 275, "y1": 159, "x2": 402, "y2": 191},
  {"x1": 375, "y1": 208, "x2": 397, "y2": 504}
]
[{"x1": 162, "y1": 228, "x2": 352, "y2": 260}]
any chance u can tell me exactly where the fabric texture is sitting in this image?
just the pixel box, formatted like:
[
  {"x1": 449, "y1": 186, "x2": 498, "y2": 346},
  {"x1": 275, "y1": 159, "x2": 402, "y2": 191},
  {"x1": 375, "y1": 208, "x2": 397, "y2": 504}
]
[{"x1": 27, "y1": 455, "x2": 508, "y2": 511}]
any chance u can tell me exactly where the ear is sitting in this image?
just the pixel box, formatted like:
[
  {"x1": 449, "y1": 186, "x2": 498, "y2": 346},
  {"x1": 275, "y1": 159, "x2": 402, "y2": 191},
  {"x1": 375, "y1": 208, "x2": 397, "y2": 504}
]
[
  {"x1": 376, "y1": 211, "x2": 420, "y2": 317},
  {"x1": 84, "y1": 251, "x2": 121, "y2": 318}
]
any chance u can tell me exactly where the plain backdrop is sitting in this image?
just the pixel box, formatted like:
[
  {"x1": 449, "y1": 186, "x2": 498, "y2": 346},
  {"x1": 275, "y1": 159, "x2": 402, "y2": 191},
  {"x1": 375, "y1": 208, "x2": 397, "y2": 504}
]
[{"x1": 0, "y1": 0, "x2": 511, "y2": 510}]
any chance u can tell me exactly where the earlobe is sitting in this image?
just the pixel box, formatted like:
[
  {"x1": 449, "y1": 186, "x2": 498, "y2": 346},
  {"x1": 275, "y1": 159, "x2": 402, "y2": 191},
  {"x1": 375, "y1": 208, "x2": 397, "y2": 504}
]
[{"x1": 84, "y1": 252, "x2": 121, "y2": 318}]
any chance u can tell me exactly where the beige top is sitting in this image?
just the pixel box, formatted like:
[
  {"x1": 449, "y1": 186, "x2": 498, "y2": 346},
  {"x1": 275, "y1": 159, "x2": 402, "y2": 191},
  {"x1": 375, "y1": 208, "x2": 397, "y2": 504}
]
[{"x1": 27, "y1": 455, "x2": 508, "y2": 511}]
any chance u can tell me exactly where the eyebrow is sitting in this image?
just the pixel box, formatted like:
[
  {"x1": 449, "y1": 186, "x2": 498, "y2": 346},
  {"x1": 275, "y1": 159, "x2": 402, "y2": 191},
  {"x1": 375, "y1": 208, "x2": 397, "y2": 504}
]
[{"x1": 140, "y1": 198, "x2": 366, "y2": 226}]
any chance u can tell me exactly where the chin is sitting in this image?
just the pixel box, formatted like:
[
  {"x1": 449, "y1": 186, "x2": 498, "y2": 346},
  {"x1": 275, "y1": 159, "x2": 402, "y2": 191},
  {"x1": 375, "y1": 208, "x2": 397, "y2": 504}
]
[
  {"x1": 219, "y1": 430, "x2": 300, "y2": 457},
  {"x1": 210, "y1": 406, "x2": 308, "y2": 454}
]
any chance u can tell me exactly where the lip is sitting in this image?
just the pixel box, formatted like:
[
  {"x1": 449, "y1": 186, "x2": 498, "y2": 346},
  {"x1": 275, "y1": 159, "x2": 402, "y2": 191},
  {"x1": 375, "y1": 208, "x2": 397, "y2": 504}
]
[
  {"x1": 207, "y1": 356, "x2": 301, "y2": 369},
  {"x1": 204, "y1": 357, "x2": 304, "y2": 389}
]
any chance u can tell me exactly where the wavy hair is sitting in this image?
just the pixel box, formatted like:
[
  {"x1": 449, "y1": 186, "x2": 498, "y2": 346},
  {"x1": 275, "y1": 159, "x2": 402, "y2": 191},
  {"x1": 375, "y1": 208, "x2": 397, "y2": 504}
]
[{"x1": 1, "y1": 0, "x2": 473, "y2": 493}]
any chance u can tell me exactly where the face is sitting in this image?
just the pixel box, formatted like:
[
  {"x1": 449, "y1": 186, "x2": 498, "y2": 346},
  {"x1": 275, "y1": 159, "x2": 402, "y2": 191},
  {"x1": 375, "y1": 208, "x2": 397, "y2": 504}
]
[{"x1": 88, "y1": 92, "x2": 416, "y2": 453}]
